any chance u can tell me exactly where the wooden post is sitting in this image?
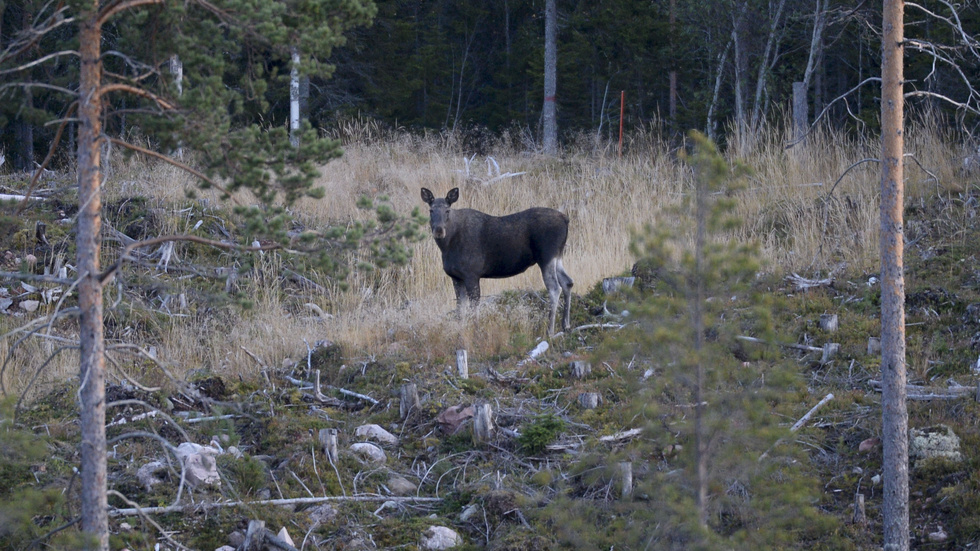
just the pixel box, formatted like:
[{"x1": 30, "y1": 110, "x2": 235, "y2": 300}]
[
  {"x1": 571, "y1": 361, "x2": 592, "y2": 379},
  {"x1": 821, "y1": 343, "x2": 840, "y2": 364},
  {"x1": 473, "y1": 403, "x2": 494, "y2": 444},
  {"x1": 318, "y1": 428, "x2": 338, "y2": 464},
  {"x1": 578, "y1": 392, "x2": 600, "y2": 409},
  {"x1": 819, "y1": 313, "x2": 838, "y2": 333},
  {"x1": 618, "y1": 461, "x2": 633, "y2": 499},
  {"x1": 400, "y1": 383, "x2": 420, "y2": 420},
  {"x1": 456, "y1": 349, "x2": 468, "y2": 379}
]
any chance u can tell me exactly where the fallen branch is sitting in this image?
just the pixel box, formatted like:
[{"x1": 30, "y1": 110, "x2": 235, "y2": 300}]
[
  {"x1": 599, "y1": 428, "x2": 643, "y2": 443},
  {"x1": 761, "y1": 393, "x2": 835, "y2": 461},
  {"x1": 571, "y1": 323, "x2": 627, "y2": 333},
  {"x1": 785, "y1": 272, "x2": 833, "y2": 291},
  {"x1": 0, "y1": 193, "x2": 40, "y2": 202},
  {"x1": 736, "y1": 335, "x2": 822, "y2": 353},
  {"x1": 285, "y1": 372, "x2": 360, "y2": 408},
  {"x1": 790, "y1": 393, "x2": 835, "y2": 432},
  {"x1": 868, "y1": 379, "x2": 974, "y2": 400},
  {"x1": 181, "y1": 414, "x2": 241, "y2": 424},
  {"x1": 332, "y1": 385, "x2": 379, "y2": 405},
  {"x1": 108, "y1": 494, "x2": 443, "y2": 517}
]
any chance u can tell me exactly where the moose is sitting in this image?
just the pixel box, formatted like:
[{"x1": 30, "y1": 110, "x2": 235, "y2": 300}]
[{"x1": 421, "y1": 187, "x2": 573, "y2": 335}]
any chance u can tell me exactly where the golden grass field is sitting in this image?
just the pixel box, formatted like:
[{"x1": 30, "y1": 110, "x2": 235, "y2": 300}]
[{"x1": 1, "y1": 115, "x2": 972, "y2": 393}]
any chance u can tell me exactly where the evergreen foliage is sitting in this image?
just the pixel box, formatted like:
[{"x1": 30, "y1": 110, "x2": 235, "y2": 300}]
[
  {"x1": 534, "y1": 132, "x2": 840, "y2": 548},
  {"x1": 0, "y1": 398, "x2": 91, "y2": 549}
]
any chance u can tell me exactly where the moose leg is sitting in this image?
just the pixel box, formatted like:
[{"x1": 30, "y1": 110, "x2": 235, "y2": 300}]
[
  {"x1": 556, "y1": 259, "x2": 573, "y2": 331},
  {"x1": 464, "y1": 279, "x2": 481, "y2": 307},
  {"x1": 451, "y1": 277, "x2": 468, "y2": 315},
  {"x1": 541, "y1": 259, "x2": 562, "y2": 335}
]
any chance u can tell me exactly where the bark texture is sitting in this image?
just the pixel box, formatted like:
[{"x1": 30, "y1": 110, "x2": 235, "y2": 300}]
[
  {"x1": 78, "y1": 6, "x2": 108, "y2": 549},
  {"x1": 880, "y1": 1, "x2": 909, "y2": 549},
  {"x1": 542, "y1": 0, "x2": 557, "y2": 154}
]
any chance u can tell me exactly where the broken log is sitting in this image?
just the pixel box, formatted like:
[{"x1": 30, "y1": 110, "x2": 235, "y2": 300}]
[
  {"x1": 456, "y1": 349, "x2": 468, "y2": 379},
  {"x1": 571, "y1": 361, "x2": 592, "y2": 379},
  {"x1": 473, "y1": 403, "x2": 494, "y2": 444},
  {"x1": 821, "y1": 343, "x2": 840, "y2": 364},
  {"x1": 618, "y1": 461, "x2": 633, "y2": 499},
  {"x1": 578, "y1": 392, "x2": 600, "y2": 409},
  {"x1": 819, "y1": 313, "x2": 838, "y2": 332},
  {"x1": 318, "y1": 428, "x2": 338, "y2": 464},
  {"x1": 400, "y1": 383, "x2": 420, "y2": 420}
]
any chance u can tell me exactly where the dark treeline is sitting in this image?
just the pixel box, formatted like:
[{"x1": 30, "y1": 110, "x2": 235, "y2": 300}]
[{"x1": 3, "y1": 0, "x2": 980, "y2": 170}]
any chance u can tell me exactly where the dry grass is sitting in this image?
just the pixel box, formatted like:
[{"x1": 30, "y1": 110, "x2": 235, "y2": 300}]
[{"x1": 1, "y1": 116, "x2": 971, "y2": 394}]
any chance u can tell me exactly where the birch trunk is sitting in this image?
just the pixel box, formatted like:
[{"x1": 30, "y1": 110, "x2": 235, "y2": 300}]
[{"x1": 542, "y1": 0, "x2": 557, "y2": 154}]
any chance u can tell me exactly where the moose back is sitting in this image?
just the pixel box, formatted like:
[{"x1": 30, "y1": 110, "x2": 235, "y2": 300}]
[{"x1": 421, "y1": 187, "x2": 573, "y2": 335}]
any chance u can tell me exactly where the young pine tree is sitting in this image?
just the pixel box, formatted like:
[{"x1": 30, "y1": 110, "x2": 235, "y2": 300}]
[{"x1": 537, "y1": 132, "x2": 839, "y2": 549}]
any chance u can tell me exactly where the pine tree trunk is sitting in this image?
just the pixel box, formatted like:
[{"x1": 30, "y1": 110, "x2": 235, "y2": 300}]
[
  {"x1": 542, "y1": 0, "x2": 557, "y2": 154},
  {"x1": 78, "y1": 7, "x2": 108, "y2": 550},
  {"x1": 880, "y1": 1, "x2": 908, "y2": 549}
]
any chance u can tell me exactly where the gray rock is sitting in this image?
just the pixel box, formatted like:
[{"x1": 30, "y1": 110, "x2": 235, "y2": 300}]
[
  {"x1": 184, "y1": 452, "x2": 221, "y2": 488},
  {"x1": 307, "y1": 504, "x2": 338, "y2": 524},
  {"x1": 387, "y1": 475, "x2": 417, "y2": 496},
  {"x1": 355, "y1": 424, "x2": 398, "y2": 445},
  {"x1": 459, "y1": 504, "x2": 481, "y2": 523},
  {"x1": 350, "y1": 442, "x2": 386, "y2": 464},
  {"x1": 136, "y1": 460, "x2": 167, "y2": 492},
  {"x1": 228, "y1": 531, "x2": 245, "y2": 547},
  {"x1": 421, "y1": 526, "x2": 461, "y2": 550}
]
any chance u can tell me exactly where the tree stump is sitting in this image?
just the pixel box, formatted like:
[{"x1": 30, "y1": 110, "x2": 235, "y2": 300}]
[
  {"x1": 821, "y1": 343, "x2": 840, "y2": 364},
  {"x1": 456, "y1": 349, "x2": 468, "y2": 379},
  {"x1": 578, "y1": 392, "x2": 600, "y2": 409},
  {"x1": 243, "y1": 520, "x2": 266, "y2": 551},
  {"x1": 618, "y1": 461, "x2": 633, "y2": 499},
  {"x1": 571, "y1": 361, "x2": 592, "y2": 379},
  {"x1": 318, "y1": 428, "x2": 338, "y2": 464},
  {"x1": 473, "y1": 403, "x2": 494, "y2": 444},
  {"x1": 867, "y1": 337, "x2": 881, "y2": 356},
  {"x1": 819, "y1": 313, "x2": 838, "y2": 332},
  {"x1": 400, "y1": 383, "x2": 420, "y2": 420},
  {"x1": 852, "y1": 492, "x2": 866, "y2": 525}
]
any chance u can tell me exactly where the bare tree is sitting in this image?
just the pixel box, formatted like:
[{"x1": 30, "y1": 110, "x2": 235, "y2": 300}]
[
  {"x1": 794, "y1": 0, "x2": 830, "y2": 142},
  {"x1": 880, "y1": 1, "x2": 908, "y2": 550},
  {"x1": 542, "y1": 0, "x2": 557, "y2": 155}
]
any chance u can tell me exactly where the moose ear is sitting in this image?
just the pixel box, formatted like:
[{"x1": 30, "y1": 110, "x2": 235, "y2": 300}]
[
  {"x1": 446, "y1": 187, "x2": 459, "y2": 206},
  {"x1": 421, "y1": 187, "x2": 435, "y2": 205}
]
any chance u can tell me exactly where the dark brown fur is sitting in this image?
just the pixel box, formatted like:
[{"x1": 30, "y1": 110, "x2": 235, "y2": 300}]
[{"x1": 421, "y1": 187, "x2": 573, "y2": 334}]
